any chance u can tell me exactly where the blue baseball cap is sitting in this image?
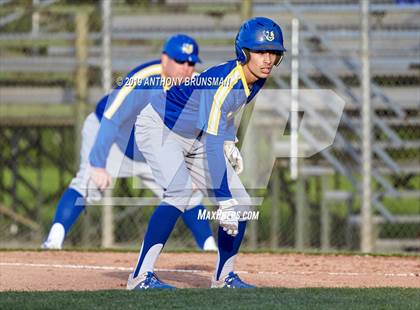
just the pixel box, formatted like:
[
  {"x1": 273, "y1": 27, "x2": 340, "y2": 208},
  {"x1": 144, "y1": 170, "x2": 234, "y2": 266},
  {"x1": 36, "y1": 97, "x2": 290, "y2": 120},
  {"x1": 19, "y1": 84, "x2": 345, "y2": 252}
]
[{"x1": 162, "y1": 34, "x2": 201, "y2": 63}]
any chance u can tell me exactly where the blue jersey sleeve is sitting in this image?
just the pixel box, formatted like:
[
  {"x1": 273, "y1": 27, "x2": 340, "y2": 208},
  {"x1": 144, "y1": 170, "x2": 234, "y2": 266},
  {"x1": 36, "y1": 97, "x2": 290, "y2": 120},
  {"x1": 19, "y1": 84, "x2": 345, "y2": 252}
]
[
  {"x1": 89, "y1": 87, "x2": 159, "y2": 167},
  {"x1": 89, "y1": 61, "x2": 162, "y2": 168},
  {"x1": 89, "y1": 89, "x2": 139, "y2": 168},
  {"x1": 197, "y1": 86, "x2": 236, "y2": 200},
  {"x1": 197, "y1": 61, "x2": 251, "y2": 201},
  {"x1": 89, "y1": 117, "x2": 119, "y2": 168},
  {"x1": 205, "y1": 133, "x2": 232, "y2": 201},
  {"x1": 224, "y1": 118, "x2": 236, "y2": 141}
]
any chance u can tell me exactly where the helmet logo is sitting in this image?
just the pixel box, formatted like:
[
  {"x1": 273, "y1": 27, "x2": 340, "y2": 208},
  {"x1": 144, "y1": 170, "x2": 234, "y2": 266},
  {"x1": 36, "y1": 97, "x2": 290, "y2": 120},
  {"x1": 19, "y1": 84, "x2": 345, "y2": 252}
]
[
  {"x1": 181, "y1": 43, "x2": 194, "y2": 54},
  {"x1": 263, "y1": 30, "x2": 275, "y2": 42}
]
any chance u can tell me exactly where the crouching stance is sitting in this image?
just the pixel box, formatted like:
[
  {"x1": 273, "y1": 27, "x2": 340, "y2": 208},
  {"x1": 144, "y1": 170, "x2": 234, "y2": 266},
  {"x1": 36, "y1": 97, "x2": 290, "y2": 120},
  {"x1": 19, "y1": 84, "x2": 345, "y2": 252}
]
[{"x1": 127, "y1": 17, "x2": 286, "y2": 289}]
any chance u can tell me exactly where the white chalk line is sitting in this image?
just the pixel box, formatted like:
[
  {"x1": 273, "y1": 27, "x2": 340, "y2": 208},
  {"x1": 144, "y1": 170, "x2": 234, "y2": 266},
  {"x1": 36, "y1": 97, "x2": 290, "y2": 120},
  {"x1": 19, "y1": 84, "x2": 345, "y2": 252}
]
[
  {"x1": 0, "y1": 262, "x2": 202, "y2": 274},
  {"x1": 0, "y1": 262, "x2": 418, "y2": 278}
]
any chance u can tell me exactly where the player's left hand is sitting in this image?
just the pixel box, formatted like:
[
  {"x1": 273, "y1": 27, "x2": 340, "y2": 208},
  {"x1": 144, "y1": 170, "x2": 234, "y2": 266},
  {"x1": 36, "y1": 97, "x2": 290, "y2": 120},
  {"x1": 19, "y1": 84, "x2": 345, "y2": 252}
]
[
  {"x1": 218, "y1": 198, "x2": 240, "y2": 236},
  {"x1": 224, "y1": 140, "x2": 243, "y2": 174}
]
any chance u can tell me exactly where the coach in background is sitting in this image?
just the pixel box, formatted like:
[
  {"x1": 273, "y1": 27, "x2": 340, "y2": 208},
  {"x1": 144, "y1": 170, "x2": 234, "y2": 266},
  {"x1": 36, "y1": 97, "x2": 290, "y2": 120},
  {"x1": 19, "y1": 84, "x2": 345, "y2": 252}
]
[{"x1": 42, "y1": 34, "x2": 217, "y2": 251}]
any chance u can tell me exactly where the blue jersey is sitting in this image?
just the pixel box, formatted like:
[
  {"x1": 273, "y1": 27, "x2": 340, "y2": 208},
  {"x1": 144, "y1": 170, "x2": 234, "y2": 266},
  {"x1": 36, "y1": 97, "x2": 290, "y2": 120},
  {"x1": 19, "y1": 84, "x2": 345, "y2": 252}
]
[
  {"x1": 151, "y1": 60, "x2": 266, "y2": 200},
  {"x1": 89, "y1": 59, "x2": 164, "y2": 168},
  {"x1": 151, "y1": 60, "x2": 265, "y2": 138}
]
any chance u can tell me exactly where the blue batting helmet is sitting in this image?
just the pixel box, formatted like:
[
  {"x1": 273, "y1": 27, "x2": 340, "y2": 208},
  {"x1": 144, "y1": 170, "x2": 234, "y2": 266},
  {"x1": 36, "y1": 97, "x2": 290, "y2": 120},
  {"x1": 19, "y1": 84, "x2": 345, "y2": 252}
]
[
  {"x1": 163, "y1": 34, "x2": 201, "y2": 63},
  {"x1": 235, "y1": 17, "x2": 286, "y2": 66}
]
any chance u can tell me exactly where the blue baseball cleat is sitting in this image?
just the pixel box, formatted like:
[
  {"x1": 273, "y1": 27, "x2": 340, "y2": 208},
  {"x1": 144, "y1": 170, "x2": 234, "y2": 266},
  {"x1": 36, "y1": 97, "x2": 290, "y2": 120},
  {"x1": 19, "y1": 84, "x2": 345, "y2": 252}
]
[
  {"x1": 211, "y1": 272, "x2": 255, "y2": 288},
  {"x1": 126, "y1": 272, "x2": 175, "y2": 290}
]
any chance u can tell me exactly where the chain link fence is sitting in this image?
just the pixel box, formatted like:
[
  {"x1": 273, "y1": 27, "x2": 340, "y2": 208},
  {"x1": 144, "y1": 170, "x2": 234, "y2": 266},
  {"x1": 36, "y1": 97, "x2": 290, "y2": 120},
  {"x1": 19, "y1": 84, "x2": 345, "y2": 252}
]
[{"x1": 0, "y1": 0, "x2": 419, "y2": 252}]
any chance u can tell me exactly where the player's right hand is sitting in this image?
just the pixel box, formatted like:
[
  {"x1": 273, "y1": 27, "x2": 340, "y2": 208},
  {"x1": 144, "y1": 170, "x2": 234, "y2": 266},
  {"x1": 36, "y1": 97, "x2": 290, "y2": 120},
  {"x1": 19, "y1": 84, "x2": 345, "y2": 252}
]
[{"x1": 89, "y1": 167, "x2": 112, "y2": 192}]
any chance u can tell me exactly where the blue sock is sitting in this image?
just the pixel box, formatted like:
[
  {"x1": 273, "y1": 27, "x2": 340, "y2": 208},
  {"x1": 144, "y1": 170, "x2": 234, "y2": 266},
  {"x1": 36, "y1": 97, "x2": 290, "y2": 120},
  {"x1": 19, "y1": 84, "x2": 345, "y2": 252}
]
[
  {"x1": 133, "y1": 203, "x2": 182, "y2": 277},
  {"x1": 215, "y1": 221, "x2": 247, "y2": 280},
  {"x1": 182, "y1": 205, "x2": 213, "y2": 249},
  {"x1": 53, "y1": 188, "x2": 85, "y2": 234}
]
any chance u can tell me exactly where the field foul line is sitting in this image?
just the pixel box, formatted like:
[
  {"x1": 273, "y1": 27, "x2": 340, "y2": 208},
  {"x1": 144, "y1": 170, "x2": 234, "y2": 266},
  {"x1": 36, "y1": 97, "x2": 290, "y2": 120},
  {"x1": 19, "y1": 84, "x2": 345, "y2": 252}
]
[{"x1": 0, "y1": 262, "x2": 418, "y2": 278}]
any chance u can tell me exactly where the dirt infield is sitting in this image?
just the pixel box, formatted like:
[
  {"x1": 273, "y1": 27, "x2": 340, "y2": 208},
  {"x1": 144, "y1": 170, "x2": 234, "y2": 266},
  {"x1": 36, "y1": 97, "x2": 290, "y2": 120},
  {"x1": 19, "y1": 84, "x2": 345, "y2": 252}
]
[{"x1": 0, "y1": 251, "x2": 419, "y2": 291}]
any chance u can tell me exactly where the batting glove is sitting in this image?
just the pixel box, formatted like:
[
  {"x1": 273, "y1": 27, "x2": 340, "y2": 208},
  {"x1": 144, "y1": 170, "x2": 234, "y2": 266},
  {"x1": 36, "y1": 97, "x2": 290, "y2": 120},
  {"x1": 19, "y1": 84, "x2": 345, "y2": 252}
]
[
  {"x1": 224, "y1": 140, "x2": 243, "y2": 175},
  {"x1": 218, "y1": 198, "x2": 240, "y2": 236}
]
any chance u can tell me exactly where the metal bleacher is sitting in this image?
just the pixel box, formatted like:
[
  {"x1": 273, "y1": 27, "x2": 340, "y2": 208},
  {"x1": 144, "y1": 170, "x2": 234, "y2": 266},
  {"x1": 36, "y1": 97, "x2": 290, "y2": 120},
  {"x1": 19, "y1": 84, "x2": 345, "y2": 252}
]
[
  {"x1": 265, "y1": 1, "x2": 419, "y2": 251},
  {"x1": 1, "y1": 1, "x2": 418, "y2": 99},
  {"x1": 0, "y1": 0, "x2": 419, "y2": 251}
]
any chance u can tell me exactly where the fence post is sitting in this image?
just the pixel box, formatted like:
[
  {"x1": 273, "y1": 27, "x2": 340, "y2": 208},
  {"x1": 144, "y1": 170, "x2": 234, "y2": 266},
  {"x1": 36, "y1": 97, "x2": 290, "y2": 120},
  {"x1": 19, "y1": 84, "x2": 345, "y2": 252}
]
[
  {"x1": 74, "y1": 12, "x2": 88, "y2": 169},
  {"x1": 295, "y1": 174, "x2": 308, "y2": 250},
  {"x1": 360, "y1": 0, "x2": 373, "y2": 253},
  {"x1": 35, "y1": 133, "x2": 43, "y2": 243},
  {"x1": 270, "y1": 161, "x2": 280, "y2": 249},
  {"x1": 31, "y1": 0, "x2": 40, "y2": 54},
  {"x1": 290, "y1": 18, "x2": 299, "y2": 181},
  {"x1": 320, "y1": 176, "x2": 331, "y2": 251},
  {"x1": 75, "y1": 12, "x2": 90, "y2": 246},
  {"x1": 290, "y1": 17, "x2": 308, "y2": 250},
  {"x1": 248, "y1": 126, "x2": 258, "y2": 250},
  {"x1": 101, "y1": 0, "x2": 114, "y2": 248},
  {"x1": 241, "y1": 0, "x2": 252, "y2": 21}
]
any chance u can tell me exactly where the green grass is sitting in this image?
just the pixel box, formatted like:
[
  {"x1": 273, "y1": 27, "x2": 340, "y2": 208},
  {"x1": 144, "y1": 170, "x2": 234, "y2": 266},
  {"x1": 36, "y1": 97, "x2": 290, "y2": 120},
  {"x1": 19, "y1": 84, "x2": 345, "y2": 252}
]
[
  {"x1": 1, "y1": 247, "x2": 419, "y2": 258},
  {"x1": 0, "y1": 104, "x2": 75, "y2": 119},
  {"x1": 0, "y1": 288, "x2": 419, "y2": 310}
]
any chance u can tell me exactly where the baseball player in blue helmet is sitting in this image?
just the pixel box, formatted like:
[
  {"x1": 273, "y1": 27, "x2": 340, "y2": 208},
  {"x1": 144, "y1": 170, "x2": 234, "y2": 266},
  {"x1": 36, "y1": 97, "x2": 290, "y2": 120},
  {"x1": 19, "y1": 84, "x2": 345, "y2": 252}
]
[
  {"x1": 127, "y1": 17, "x2": 285, "y2": 289},
  {"x1": 235, "y1": 16, "x2": 285, "y2": 66},
  {"x1": 42, "y1": 34, "x2": 216, "y2": 251}
]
